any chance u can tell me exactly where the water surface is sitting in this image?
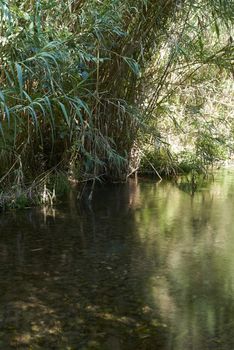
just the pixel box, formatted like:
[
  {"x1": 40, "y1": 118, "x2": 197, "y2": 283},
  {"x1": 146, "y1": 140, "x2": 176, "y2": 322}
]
[{"x1": 1, "y1": 169, "x2": 234, "y2": 349}]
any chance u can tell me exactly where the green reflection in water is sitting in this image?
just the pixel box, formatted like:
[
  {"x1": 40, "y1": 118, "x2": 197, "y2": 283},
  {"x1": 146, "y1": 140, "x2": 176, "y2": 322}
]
[
  {"x1": 134, "y1": 169, "x2": 234, "y2": 350},
  {"x1": 0, "y1": 169, "x2": 234, "y2": 349}
]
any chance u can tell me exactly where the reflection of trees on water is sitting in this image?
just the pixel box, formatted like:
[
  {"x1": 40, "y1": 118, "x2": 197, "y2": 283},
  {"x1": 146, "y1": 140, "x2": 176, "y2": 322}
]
[
  {"x1": 133, "y1": 170, "x2": 234, "y2": 349},
  {"x1": 1, "y1": 170, "x2": 234, "y2": 349}
]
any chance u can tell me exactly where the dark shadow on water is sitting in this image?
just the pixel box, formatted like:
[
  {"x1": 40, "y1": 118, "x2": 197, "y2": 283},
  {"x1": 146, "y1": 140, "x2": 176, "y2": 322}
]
[{"x1": 0, "y1": 181, "x2": 169, "y2": 350}]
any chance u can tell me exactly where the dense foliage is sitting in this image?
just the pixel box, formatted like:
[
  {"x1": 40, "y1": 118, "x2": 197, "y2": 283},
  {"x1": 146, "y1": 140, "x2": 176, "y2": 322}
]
[{"x1": 0, "y1": 0, "x2": 233, "y2": 206}]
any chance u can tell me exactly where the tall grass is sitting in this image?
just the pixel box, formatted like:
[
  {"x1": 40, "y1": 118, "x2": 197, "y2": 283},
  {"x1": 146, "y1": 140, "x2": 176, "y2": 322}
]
[{"x1": 0, "y1": 0, "x2": 233, "y2": 204}]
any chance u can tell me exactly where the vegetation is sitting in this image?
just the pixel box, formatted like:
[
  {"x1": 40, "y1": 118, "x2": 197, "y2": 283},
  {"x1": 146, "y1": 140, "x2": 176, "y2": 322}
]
[{"x1": 0, "y1": 0, "x2": 233, "y2": 208}]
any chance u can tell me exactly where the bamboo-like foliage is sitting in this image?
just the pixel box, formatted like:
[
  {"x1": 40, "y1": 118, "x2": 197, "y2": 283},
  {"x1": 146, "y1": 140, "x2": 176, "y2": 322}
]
[{"x1": 0, "y1": 0, "x2": 233, "y2": 192}]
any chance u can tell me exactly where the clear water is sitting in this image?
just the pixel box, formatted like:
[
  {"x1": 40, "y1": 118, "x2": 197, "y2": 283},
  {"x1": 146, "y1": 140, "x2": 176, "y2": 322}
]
[{"x1": 1, "y1": 169, "x2": 234, "y2": 349}]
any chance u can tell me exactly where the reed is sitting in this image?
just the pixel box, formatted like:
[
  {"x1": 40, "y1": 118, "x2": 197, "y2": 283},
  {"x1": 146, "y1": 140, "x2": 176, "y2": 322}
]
[{"x1": 0, "y1": 0, "x2": 233, "y2": 204}]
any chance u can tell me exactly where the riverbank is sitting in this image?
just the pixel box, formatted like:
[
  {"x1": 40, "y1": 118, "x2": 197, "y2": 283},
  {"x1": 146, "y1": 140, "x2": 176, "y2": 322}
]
[{"x1": 1, "y1": 159, "x2": 229, "y2": 212}]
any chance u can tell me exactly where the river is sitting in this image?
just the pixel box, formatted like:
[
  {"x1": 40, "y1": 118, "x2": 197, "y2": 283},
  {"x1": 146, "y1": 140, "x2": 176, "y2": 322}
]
[{"x1": 0, "y1": 168, "x2": 234, "y2": 349}]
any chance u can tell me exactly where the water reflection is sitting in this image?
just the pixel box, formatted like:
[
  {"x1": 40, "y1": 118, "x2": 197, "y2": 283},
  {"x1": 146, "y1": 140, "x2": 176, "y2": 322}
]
[{"x1": 0, "y1": 169, "x2": 234, "y2": 349}]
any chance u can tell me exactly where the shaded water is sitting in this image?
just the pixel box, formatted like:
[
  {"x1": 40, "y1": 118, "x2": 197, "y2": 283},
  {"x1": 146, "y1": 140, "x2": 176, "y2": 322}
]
[{"x1": 1, "y1": 169, "x2": 234, "y2": 349}]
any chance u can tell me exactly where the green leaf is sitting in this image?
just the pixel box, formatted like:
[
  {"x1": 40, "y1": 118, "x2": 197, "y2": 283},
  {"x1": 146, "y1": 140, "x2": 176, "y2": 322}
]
[
  {"x1": 0, "y1": 90, "x2": 5, "y2": 102},
  {"x1": 15, "y1": 63, "x2": 23, "y2": 97},
  {"x1": 123, "y1": 57, "x2": 140, "y2": 76},
  {"x1": 58, "y1": 102, "x2": 70, "y2": 127}
]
